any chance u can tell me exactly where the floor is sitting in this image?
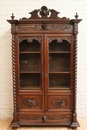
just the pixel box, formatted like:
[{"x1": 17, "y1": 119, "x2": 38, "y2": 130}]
[{"x1": 0, "y1": 118, "x2": 87, "y2": 130}]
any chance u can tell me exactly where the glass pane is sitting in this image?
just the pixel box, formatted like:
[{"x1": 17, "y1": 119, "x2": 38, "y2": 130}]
[
  {"x1": 49, "y1": 74, "x2": 70, "y2": 89},
  {"x1": 19, "y1": 39, "x2": 41, "y2": 90},
  {"x1": 20, "y1": 73, "x2": 41, "y2": 90},
  {"x1": 20, "y1": 40, "x2": 40, "y2": 52},
  {"x1": 49, "y1": 40, "x2": 70, "y2": 89},
  {"x1": 49, "y1": 53, "x2": 70, "y2": 72},
  {"x1": 49, "y1": 40, "x2": 70, "y2": 51},
  {"x1": 20, "y1": 54, "x2": 41, "y2": 72}
]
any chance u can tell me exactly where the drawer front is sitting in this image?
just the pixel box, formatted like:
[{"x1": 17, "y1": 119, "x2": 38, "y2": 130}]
[
  {"x1": 47, "y1": 95, "x2": 71, "y2": 111},
  {"x1": 19, "y1": 95, "x2": 43, "y2": 111},
  {"x1": 18, "y1": 113, "x2": 72, "y2": 126}
]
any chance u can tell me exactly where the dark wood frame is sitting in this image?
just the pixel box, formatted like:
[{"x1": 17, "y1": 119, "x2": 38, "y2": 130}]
[{"x1": 7, "y1": 6, "x2": 82, "y2": 130}]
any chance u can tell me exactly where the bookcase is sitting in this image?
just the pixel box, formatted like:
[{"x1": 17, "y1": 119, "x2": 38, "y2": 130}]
[{"x1": 7, "y1": 6, "x2": 82, "y2": 130}]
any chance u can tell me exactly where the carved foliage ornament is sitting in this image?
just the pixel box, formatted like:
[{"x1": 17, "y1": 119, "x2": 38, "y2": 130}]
[
  {"x1": 11, "y1": 24, "x2": 15, "y2": 33},
  {"x1": 74, "y1": 23, "x2": 78, "y2": 34},
  {"x1": 19, "y1": 114, "x2": 70, "y2": 120},
  {"x1": 52, "y1": 98, "x2": 67, "y2": 108},
  {"x1": 19, "y1": 36, "x2": 42, "y2": 43},
  {"x1": 20, "y1": 6, "x2": 69, "y2": 20},
  {"x1": 18, "y1": 25, "x2": 71, "y2": 31},
  {"x1": 22, "y1": 98, "x2": 38, "y2": 108},
  {"x1": 48, "y1": 36, "x2": 71, "y2": 43}
]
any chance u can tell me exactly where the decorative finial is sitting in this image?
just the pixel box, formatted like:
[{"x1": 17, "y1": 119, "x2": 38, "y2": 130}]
[
  {"x1": 75, "y1": 13, "x2": 79, "y2": 19},
  {"x1": 11, "y1": 13, "x2": 15, "y2": 20}
]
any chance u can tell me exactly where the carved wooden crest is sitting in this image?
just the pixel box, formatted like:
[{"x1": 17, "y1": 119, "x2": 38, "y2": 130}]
[
  {"x1": 29, "y1": 6, "x2": 60, "y2": 19},
  {"x1": 20, "y1": 6, "x2": 69, "y2": 20}
]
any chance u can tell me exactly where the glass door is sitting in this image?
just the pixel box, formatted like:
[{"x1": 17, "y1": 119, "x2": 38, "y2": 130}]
[
  {"x1": 45, "y1": 34, "x2": 71, "y2": 92},
  {"x1": 49, "y1": 39, "x2": 70, "y2": 89},
  {"x1": 19, "y1": 36, "x2": 43, "y2": 90}
]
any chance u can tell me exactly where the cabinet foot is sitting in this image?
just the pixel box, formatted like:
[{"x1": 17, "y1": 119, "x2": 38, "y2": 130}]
[
  {"x1": 72, "y1": 128, "x2": 77, "y2": 130},
  {"x1": 10, "y1": 121, "x2": 20, "y2": 130},
  {"x1": 12, "y1": 128, "x2": 17, "y2": 130}
]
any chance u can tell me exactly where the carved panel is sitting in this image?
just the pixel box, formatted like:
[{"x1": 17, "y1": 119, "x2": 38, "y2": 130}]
[
  {"x1": 19, "y1": 96, "x2": 42, "y2": 110},
  {"x1": 52, "y1": 98, "x2": 67, "y2": 108},
  {"x1": 18, "y1": 25, "x2": 71, "y2": 31},
  {"x1": 22, "y1": 98, "x2": 38, "y2": 108},
  {"x1": 48, "y1": 36, "x2": 71, "y2": 43},
  {"x1": 74, "y1": 23, "x2": 78, "y2": 34},
  {"x1": 48, "y1": 96, "x2": 71, "y2": 111},
  {"x1": 19, "y1": 114, "x2": 71, "y2": 120},
  {"x1": 19, "y1": 36, "x2": 42, "y2": 43},
  {"x1": 47, "y1": 115, "x2": 71, "y2": 120}
]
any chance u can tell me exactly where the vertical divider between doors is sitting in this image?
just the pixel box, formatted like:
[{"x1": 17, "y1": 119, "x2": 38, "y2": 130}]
[
  {"x1": 44, "y1": 34, "x2": 48, "y2": 113},
  {"x1": 41, "y1": 34, "x2": 45, "y2": 113}
]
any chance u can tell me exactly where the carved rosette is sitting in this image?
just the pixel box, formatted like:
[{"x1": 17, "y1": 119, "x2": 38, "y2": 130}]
[
  {"x1": 48, "y1": 36, "x2": 71, "y2": 43},
  {"x1": 11, "y1": 24, "x2": 17, "y2": 115},
  {"x1": 52, "y1": 98, "x2": 67, "y2": 108},
  {"x1": 19, "y1": 36, "x2": 42, "y2": 43}
]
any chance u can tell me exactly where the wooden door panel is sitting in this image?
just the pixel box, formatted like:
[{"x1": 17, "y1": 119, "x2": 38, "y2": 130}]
[
  {"x1": 19, "y1": 95, "x2": 43, "y2": 112},
  {"x1": 47, "y1": 95, "x2": 71, "y2": 111}
]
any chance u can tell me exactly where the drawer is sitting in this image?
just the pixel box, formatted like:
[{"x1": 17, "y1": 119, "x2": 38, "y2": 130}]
[
  {"x1": 18, "y1": 95, "x2": 43, "y2": 111},
  {"x1": 47, "y1": 95, "x2": 71, "y2": 111},
  {"x1": 18, "y1": 113, "x2": 72, "y2": 126}
]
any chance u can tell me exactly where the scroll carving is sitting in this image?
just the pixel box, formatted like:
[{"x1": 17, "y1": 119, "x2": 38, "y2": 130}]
[
  {"x1": 18, "y1": 25, "x2": 71, "y2": 31},
  {"x1": 22, "y1": 98, "x2": 38, "y2": 108},
  {"x1": 20, "y1": 6, "x2": 69, "y2": 20},
  {"x1": 52, "y1": 98, "x2": 67, "y2": 108},
  {"x1": 47, "y1": 115, "x2": 70, "y2": 120},
  {"x1": 19, "y1": 36, "x2": 42, "y2": 43},
  {"x1": 48, "y1": 36, "x2": 71, "y2": 43},
  {"x1": 19, "y1": 114, "x2": 70, "y2": 120}
]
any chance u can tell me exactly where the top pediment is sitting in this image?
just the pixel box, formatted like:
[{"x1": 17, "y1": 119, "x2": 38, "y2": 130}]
[
  {"x1": 8, "y1": 6, "x2": 82, "y2": 25},
  {"x1": 20, "y1": 6, "x2": 69, "y2": 20}
]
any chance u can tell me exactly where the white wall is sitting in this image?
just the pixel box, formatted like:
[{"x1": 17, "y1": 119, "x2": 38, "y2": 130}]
[{"x1": 0, "y1": 0, "x2": 87, "y2": 118}]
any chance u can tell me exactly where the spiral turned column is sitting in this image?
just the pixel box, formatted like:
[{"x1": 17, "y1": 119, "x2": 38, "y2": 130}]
[
  {"x1": 74, "y1": 34, "x2": 77, "y2": 119},
  {"x1": 11, "y1": 24, "x2": 17, "y2": 122},
  {"x1": 73, "y1": 22, "x2": 78, "y2": 123}
]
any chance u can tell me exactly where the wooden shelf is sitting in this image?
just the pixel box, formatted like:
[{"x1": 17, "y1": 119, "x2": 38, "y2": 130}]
[
  {"x1": 20, "y1": 85, "x2": 41, "y2": 89},
  {"x1": 20, "y1": 51, "x2": 41, "y2": 54},
  {"x1": 49, "y1": 86, "x2": 70, "y2": 89},
  {"x1": 20, "y1": 71, "x2": 41, "y2": 73},
  {"x1": 49, "y1": 71, "x2": 70, "y2": 74},
  {"x1": 49, "y1": 51, "x2": 70, "y2": 54}
]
